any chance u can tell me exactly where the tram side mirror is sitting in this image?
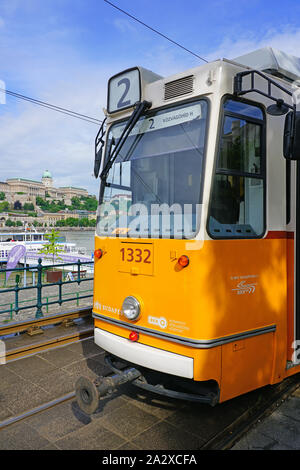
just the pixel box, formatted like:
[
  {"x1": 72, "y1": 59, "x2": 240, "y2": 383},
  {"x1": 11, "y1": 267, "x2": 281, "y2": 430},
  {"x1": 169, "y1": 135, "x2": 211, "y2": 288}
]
[
  {"x1": 283, "y1": 112, "x2": 293, "y2": 159},
  {"x1": 283, "y1": 111, "x2": 300, "y2": 160},
  {"x1": 94, "y1": 145, "x2": 103, "y2": 178}
]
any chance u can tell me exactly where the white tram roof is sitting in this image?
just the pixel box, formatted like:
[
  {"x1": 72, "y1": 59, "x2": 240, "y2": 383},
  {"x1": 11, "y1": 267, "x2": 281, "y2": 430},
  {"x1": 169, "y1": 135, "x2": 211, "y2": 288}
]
[{"x1": 233, "y1": 47, "x2": 300, "y2": 83}]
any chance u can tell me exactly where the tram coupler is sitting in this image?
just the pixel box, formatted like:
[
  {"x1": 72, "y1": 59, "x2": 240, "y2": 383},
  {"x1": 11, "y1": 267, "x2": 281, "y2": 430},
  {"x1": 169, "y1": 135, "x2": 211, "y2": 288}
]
[{"x1": 75, "y1": 367, "x2": 142, "y2": 415}]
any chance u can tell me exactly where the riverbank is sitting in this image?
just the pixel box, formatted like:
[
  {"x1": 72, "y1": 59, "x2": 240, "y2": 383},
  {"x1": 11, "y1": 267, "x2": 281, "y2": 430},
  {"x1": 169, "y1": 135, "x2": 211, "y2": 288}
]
[
  {"x1": 0, "y1": 227, "x2": 95, "y2": 232},
  {"x1": 0, "y1": 278, "x2": 94, "y2": 324}
]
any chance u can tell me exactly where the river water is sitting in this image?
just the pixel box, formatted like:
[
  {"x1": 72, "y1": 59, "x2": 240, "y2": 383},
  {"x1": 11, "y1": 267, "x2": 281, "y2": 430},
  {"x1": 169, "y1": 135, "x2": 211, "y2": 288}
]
[{"x1": 63, "y1": 230, "x2": 96, "y2": 257}]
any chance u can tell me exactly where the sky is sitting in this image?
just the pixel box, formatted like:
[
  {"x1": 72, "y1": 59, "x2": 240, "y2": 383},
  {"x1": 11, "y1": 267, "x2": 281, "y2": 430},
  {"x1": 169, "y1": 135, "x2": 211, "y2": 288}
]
[{"x1": 1, "y1": 0, "x2": 300, "y2": 196}]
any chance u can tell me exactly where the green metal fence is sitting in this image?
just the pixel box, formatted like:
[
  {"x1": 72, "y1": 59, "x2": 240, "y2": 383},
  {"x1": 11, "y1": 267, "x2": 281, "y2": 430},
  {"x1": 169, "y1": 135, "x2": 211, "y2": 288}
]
[{"x1": 0, "y1": 258, "x2": 94, "y2": 320}]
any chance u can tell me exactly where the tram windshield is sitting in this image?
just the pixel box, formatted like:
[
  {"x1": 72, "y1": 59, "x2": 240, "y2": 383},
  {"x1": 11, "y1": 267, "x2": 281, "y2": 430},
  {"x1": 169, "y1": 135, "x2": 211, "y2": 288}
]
[{"x1": 97, "y1": 100, "x2": 208, "y2": 239}]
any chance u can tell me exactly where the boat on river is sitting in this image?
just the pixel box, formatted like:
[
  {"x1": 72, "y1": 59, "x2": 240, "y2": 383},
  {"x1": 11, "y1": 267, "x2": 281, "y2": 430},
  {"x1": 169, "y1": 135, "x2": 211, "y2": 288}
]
[{"x1": 0, "y1": 230, "x2": 94, "y2": 272}]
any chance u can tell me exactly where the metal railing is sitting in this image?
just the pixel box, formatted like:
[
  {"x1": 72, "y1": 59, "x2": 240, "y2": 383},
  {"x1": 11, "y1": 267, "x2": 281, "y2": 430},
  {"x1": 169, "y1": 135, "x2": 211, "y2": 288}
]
[{"x1": 0, "y1": 258, "x2": 94, "y2": 320}]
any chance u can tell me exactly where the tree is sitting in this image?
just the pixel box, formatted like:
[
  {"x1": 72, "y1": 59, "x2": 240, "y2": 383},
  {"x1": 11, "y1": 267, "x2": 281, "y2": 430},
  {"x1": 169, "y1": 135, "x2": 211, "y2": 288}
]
[
  {"x1": 23, "y1": 202, "x2": 34, "y2": 211},
  {"x1": 0, "y1": 192, "x2": 5, "y2": 201},
  {"x1": 79, "y1": 217, "x2": 89, "y2": 227},
  {"x1": 0, "y1": 201, "x2": 9, "y2": 211},
  {"x1": 70, "y1": 196, "x2": 81, "y2": 209},
  {"x1": 55, "y1": 219, "x2": 66, "y2": 227},
  {"x1": 14, "y1": 200, "x2": 22, "y2": 210},
  {"x1": 64, "y1": 217, "x2": 79, "y2": 227},
  {"x1": 39, "y1": 229, "x2": 64, "y2": 268},
  {"x1": 88, "y1": 218, "x2": 96, "y2": 227},
  {"x1": 80, "y1": 196, "x2": 97, "y2": 211},
  {"x1": 5, "y1": 219, "x2": 15, "y2": 227}
]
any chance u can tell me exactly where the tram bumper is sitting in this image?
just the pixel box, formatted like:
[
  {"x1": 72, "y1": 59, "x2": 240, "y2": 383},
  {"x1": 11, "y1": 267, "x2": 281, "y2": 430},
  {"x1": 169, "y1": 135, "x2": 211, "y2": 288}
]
[
  {"x1": 94, "y1": 327, "x2": 194, "y2": 379},
  {"x1": 75, "y1": 327, "x2": 219, "y2": 415}
]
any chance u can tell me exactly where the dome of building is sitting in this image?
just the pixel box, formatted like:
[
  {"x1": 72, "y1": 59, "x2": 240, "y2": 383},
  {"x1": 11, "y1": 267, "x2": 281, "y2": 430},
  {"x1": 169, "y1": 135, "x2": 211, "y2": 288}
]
[{"x1": 42, "y1": 170, "x2": 52, "y2": 179}]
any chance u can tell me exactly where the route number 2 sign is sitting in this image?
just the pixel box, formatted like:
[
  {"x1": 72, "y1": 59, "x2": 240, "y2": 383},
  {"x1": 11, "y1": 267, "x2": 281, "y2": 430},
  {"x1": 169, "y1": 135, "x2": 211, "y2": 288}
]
[{"x1": 108, "y1": 68, "x2": 141, "y2": 113}]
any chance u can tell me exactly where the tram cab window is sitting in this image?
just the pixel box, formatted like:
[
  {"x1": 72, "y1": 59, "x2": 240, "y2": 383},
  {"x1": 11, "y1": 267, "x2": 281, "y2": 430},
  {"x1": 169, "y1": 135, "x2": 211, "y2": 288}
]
[
  {"x1": 208, "y1": 99, "x2": 265, "y2": 238},
  {"x1": 98, "y1": 100, "x2": 208, "y2": 239}
]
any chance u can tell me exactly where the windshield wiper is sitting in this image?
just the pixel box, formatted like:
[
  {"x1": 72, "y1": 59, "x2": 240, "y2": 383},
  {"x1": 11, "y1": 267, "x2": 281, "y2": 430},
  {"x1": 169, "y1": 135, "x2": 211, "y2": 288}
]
[{"x1": 100, "y1": 100, "x2": 152, "y2": 182}]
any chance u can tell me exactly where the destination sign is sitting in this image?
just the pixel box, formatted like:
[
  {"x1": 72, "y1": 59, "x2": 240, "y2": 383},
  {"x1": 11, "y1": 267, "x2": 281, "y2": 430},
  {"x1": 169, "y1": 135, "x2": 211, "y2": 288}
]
[{"x1": 109, "y1": 103, "x2": 202, "y2": 140}]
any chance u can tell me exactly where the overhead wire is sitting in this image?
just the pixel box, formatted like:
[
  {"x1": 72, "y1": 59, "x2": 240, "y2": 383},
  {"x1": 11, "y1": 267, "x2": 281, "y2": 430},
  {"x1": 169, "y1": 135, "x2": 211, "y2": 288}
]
[
  {"x1": 104, "y1": 0, "x2": 208, "y2": 63},
  {"x1": 0, "y1": 87, "x2": 102, "y2": 126},
  {"x1": 0, "y1": 3, "x2": 208, "y2": 126}
]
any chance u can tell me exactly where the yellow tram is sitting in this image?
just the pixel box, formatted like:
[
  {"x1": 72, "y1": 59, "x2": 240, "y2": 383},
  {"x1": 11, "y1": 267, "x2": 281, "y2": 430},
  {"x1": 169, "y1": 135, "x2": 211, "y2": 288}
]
[{"x1": 76, "y1": 47, "x2": 300, "y2": 413}]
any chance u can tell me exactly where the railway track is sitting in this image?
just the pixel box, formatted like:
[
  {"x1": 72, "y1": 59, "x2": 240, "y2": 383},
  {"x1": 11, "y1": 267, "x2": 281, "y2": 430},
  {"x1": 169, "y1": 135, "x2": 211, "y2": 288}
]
[
  {"x1": 1, "y1": 309, "x2": 299, "y2": 449},
  {"x1": 0, "y1": 307, "x2": 94, "y2": 361},
  {"x1": 0, "y1": 392, "x2": 76, "y2": 430},
  {"x1": 201, "y1": 374, "x2": 300, "y2": 449},
  {"x1": 0, "y1": 350, "x2": 299, "y2": 450}
]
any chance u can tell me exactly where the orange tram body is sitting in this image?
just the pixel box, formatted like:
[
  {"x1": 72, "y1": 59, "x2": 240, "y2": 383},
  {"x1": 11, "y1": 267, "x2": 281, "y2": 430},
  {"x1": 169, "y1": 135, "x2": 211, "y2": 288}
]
[{"x1": 76, "y1": 47, "x2": 300, "y2": 413}]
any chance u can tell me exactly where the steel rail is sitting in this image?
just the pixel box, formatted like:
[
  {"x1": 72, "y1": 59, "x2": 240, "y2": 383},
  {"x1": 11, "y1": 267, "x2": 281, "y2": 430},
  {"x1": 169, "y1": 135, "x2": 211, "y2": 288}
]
[
  {"x1": 200, "y1": 375, "x2": 300, "y2": 450},
  {"x1": 0, "y1": 359, "x2": 299, "y2": 448},
  {"x1": 0, "y1": 392, "x2": 76, "y2": 430},
  {"x1": 4, "y1": 328, "x2": 93, "y2": 362},
  {"x1": 0, "y1": 307, "x2": 94, "y2": 361},
  {"x1": 0, "y1": 307, "x2": 92, "y2": 336}
]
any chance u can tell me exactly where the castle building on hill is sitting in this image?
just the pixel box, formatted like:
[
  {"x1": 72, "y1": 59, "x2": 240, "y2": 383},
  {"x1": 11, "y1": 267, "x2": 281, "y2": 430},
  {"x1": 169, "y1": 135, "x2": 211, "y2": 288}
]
[{"x1": 0, "y1": 171, "x2": 89, "y2": 206}]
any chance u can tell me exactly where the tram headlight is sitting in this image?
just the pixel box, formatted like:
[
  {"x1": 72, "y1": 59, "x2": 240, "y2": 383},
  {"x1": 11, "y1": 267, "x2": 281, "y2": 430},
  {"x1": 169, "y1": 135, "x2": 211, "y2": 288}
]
[{"x1": 121, "y1": 296, "x2": 141, "y2": 321}]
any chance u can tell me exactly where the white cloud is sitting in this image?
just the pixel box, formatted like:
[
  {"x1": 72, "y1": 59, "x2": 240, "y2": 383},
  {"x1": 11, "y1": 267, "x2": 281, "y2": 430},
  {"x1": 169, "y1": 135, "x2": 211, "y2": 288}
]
[
  {"x1": 206, "y1": 25, "x2": 300, "y2": 62},
  {"x1": 113, "y1": 18, "x2": 137, "y2": 34},
  {"x1": 0, "y1": 64, "x2": 113, "y2": 196},
  {"x1": 1, "y1": 15, "x2": 300, "y2": 200}
]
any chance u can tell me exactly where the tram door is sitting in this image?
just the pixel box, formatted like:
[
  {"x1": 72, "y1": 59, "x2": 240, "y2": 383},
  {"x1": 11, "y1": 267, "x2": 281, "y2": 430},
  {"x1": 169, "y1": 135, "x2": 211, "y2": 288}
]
[
  {"x1": 287, "y1": 159, "x2": 300, "y2": 363},
  {"x1": 295, "y1": 162, "x2": 300, "y2": 351}
]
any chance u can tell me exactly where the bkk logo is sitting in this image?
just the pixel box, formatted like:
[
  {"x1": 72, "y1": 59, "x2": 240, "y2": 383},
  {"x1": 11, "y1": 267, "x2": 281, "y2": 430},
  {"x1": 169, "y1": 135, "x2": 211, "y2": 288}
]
[{"x1": 148, "y1": 315, "x2": 168, "y2": 329}]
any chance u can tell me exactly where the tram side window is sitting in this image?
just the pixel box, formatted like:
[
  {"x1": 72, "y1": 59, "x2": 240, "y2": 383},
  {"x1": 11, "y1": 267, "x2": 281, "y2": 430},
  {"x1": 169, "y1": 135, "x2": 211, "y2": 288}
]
[{"x1": 208, "y1": 99, "x2": 265, "y2": 238}]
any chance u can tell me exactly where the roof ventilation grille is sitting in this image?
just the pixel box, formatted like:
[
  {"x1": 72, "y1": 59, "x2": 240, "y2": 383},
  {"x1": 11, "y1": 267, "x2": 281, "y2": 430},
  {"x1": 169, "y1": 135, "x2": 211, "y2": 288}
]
[{"x1": 164, "y1": 75, "x2": 194, "y2": 100}]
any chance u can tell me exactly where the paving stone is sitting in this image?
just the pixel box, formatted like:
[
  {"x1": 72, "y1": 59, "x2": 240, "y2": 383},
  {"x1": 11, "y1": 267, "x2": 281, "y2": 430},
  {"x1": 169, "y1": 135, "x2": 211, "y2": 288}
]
[
  {"x1": 231, "y1": 430, "x2": 279, "y2": 450},
  {"x1": 0, "y1": 380, "x2": 51, "y2": 415},
  {"x1": 132, "y1": 420, "x2": 204, "y2": 450},
  {"x1": 0, "y1": 421, "x2": 50, "y2": 450},
  {"x1": 116, "y1": 441, "x2": 142, "y2": 450},
  {"x1": 0, "y1": 365, "x2": 24, "y2": 391},
  {"x1": 291, "y1": 386, "x2": 300, "y2": 398},
  {"x1": 6, "y1": 340, "x2": 300, "y2": 452},
  {"x1": 121, "y1": 385, "x2": 185, "y2": 419},
  {"x1": 38, "y1": 346, "x2": 84, "y2": 368},
  {"x1": 278, "y1": 396, "x2": 300, "y2": 422},
  {"x1": 91, "y1": 394, "x2": 128, "y2": 419},
  {"x1": 6, "y1": 354, "x2": 57, "y2": 381},
  {"x1": 250, "y1": 411, "x2": 300, "y2": 449},
  {"x1": 62, "y1": 339, "x2": 92, "y2": 356},
  {"x1": 88, "y1": 352, "x2": 106, "y2": 364},
  {"x1": 98, "y1": 401, "x2": 160, "y2": 440},
  {"x1": 270, "y1": 442, "x2": 295, "y2": 450},
  {"x1": 62, "y1": 357, "x2": 110, "y2": 380},
  {"x1": 31, "y1": 368, "x2": 76, "y2": 399},
  {"x1": 40, "y1": 442, "x2": 61, "y2": 450},
  {"x1": 55, "y1": 419, "x2": 126, "y2": 450},
  {"x1": 25, "y1": 399, "x2": 91, "y2": 441},
  {"x1": 165, "y1": 399, "x2": 246, "y2": 441},
  {"x1": 66, "y1": 337, "x2": 103, "y2": 358},
  {"x1": 0, "y1": 403, "x2": 13, "y2": 421}
]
